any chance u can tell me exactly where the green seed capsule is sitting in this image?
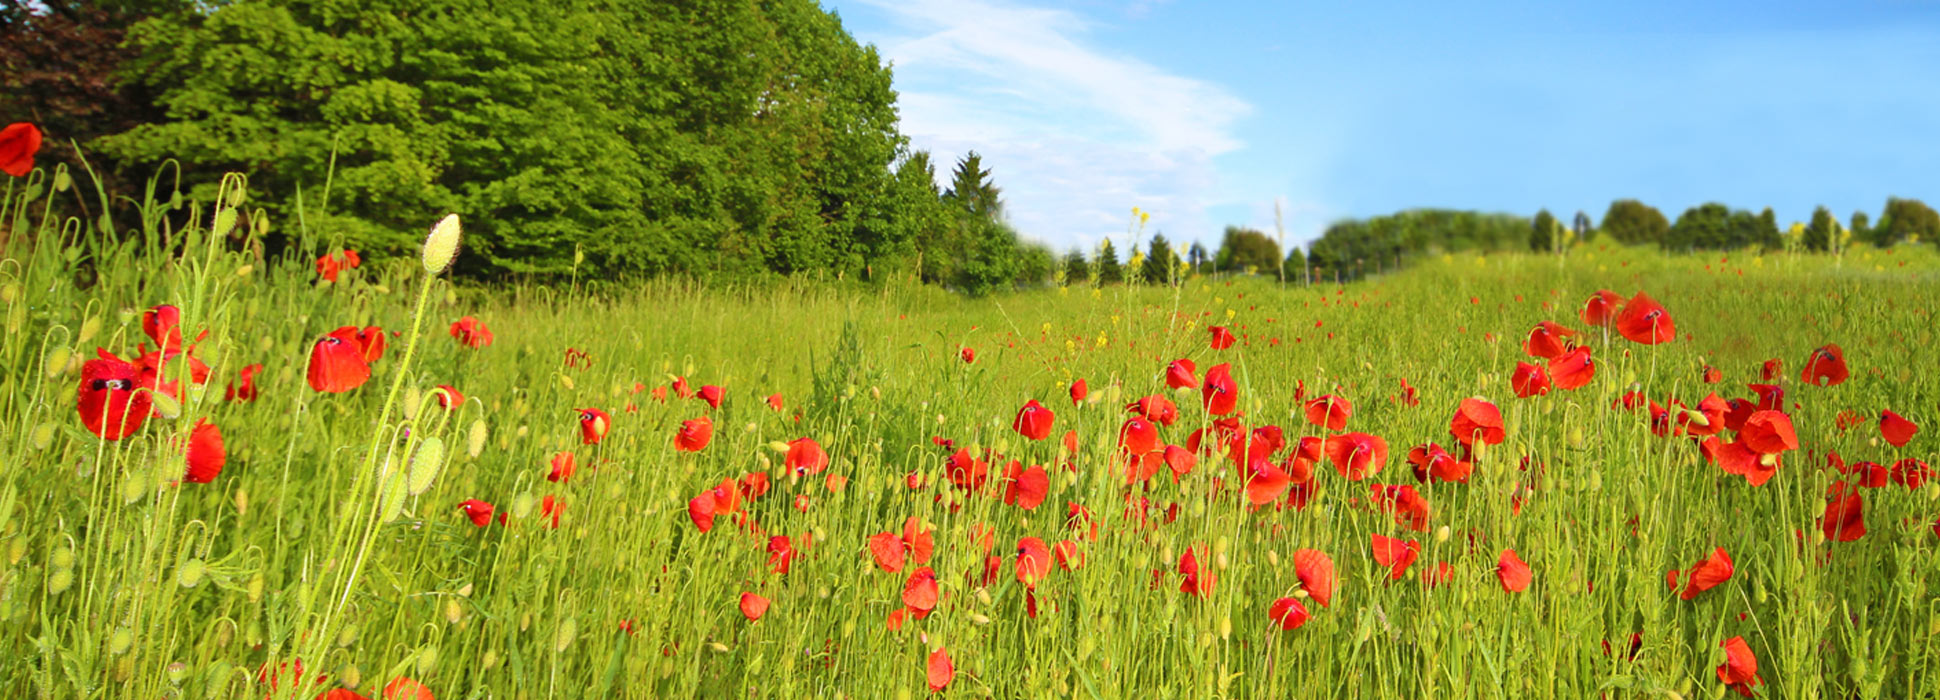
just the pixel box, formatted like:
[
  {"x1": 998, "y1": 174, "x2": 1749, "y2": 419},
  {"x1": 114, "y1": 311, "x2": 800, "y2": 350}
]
[
  {"x1": 177, "y1": 559, "x2": 206, "y2": 588},
  {"x1": 407, "y1": 437, "x2": 445, "y2": 496},
  {"x1": 47, "y1": 569, "x2": 73, "y2": 595},
  {"x1": 108, "y1": 627, "x2": 133, "y2": 655}
]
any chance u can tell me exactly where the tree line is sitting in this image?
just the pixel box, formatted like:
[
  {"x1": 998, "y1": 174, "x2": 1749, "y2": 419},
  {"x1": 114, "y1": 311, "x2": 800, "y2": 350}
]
[{"x1": 3, "y1": 0, "x2": 1048, "y2": 290}]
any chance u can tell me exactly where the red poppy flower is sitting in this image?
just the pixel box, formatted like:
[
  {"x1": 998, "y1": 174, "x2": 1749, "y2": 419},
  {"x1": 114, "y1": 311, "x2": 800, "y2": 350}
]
[
  {"x1": 1002, "y1": 463, "x2": 1049, "y2": 510},
  {"x1": 1701, "y1": 365, "x2": 1723, "y2": 384},
  {"x1": 381, "y1": 677, "x2": 433, "y2": 700},
  {"x1": 1613, "y1": 291, "x2": 1675, "y2": 344},
  {"x1": 0, "y1": 122, "x2": 43, "y2": 177},
  {"x1": 1304, "y1": 394, "x2": 1352, "y2": 431},
  {"x1": 547, "y1": 452, "x2": 577, "y2": 483},
  {"x1": 945, "y1": 448, "x2": 990, "y2": 491},
  {"x1": 142, "y1": 305, "x2": 184, "y2": 353},
  {"x1": 578, "y1": 408, "x2": 611, "y2": 444},
  {"x1": 1201, "y1": 363, "x2": 1238, "y2": 416},
  {"x1": 687, "y1": 478, "x2": 740, "y2": 532},
  {"x1": 1069, "y1": 379, "x2": 1088, "y2": 405},
  {"x1": 1419, "y1": 560, "x2": 1454, "y2": 589},
  {"x1": 1012, "y1": 399, "x2": 1055, "y2": 440},
  {"x1": 868, "y1": 517, "x2": 936, "y2": 573},
  {"x1": 785, "y1": 437, "x2": 829, "y2": 475},
  {"x1": 740, "y1": 592, "x2": 770, "y2": 621},
  {"x1": 1549, "y1": 346, "x2": 1595, "y2": 390},
  {"x1": 1799, "y1": 344, "x2": 1848, "y2": 387},
  {"x1": 433, "y1": 384, "x2": 463, "y2": 410},
  {"x1": 1880, "y1": 410, "x2": 1918, "y2": 448},
  {"x1": 1244, "y1": 460, "x2": 1292, "y2": 505},
  {"x1": 674, "y1": 416, "x2": 712, "y2": 452},
  {"x1": 1292, "y1": 548, "x2": 1335, "y2": 607},
  {"x1": 307, "y1": 333, "x2": 371, "y2": 393},
  {"x1": 1164, "y1": 358, "x2": 1198, "y2": 389},
  {"x1": 182, "y1": 419, "x2": 226, "y2": 484},
  {"x1": 1015, "y1": 537, "x2": 1052, "y2": 588},
  {"x1": 1370, "y1": 534, "x2": 1421, "y2": 580},
  {"x1": 959, "y1": 346, "x2": 976, "y2": 364},
  {"x1": 902, "y1": 567, "x2": 939, "y2": 615},
  {"x1": 1496, "y1": 548, "x2": 1532, "y2": 592},
  {"x1": 78, "y1": 349, "x2": 154, "y2": 440},
  {"x1": 1407, "y1": 443, "x2": 1471, "y2": 484},
  {"x1": 1267, "y1": 597, "x2": 1310, "y2": 630},
  {"x1": 1715, "y1": 439, "x2": 1779, "y2": 486},
  {"x1": 1208, "y1": 326, "x2": 1237, "y2": 350},
  {"x1": 539, "y1": 494, "x2": 564, "y2": 528},
  {"x1": 1369, "y1": 483, "x2": 1431, "y2": 531},
  {"x1": 1397, "y1": 377, "x2": 1420, "y2": 407},
  {"x1": 671, "y1": 377, "x2": 694, "y2": 399},
  {"x1": 1740, "y1": 411, "x2": 1798, "y2": 455},
  {"x1": 1819, "y1": 480, "x2": 1867, "y2": 542},
  {"x1": 224, "y1": 363, "x2": 263, "y2": 402},
  {"x1": 449, "y1": 316, "x2": 494, "y2": 348},
  {"x1": 1678, "y1": 394, "x2": 1730, "y2": 438},
  {"x1": 765, "y1": 393, "x2": 784, "y2": 411},
  {"x1": 1126, "y1": 394, "x2": 1179, "y2": 426},
  {"x1": 1511, "y1": 361, "x2": 1552, "y2": 398},
  {"x1": 1176, "y1": 544, "x2": 1217, "y2": 598},
  {"x1": 316, "y1": 254, "x2": 343, "y2": 282},
  {"x1": 1120, "y1": 417, "x2": 1161, "y2": 456},
  {"x1": 927, "y1": 647, "x2": 954, "y2": 692},
  {"x1": 1450, "y1": 397, "x2": 1504, "y2": 446},
  {"x1": 698, "y1": 385, "x2": 724, "y2": 410},
  {"x1": 1746, "y1": 383, "x2": 1784, "y2": 412},
  {"x1": 740, "y1": 471, "x2": 772, "y2": 500},
  {"x1": 351, "y1": 326, "x2": 386, "y2": 363},
  {"x1": 1716, "y1": 637, "x2": 1762, "y2": 697},
  {"x1": 1579, "y1": 289, "x2": 1622, "y2": 326},
  {"x1": 1523, "y1": 321, "x2": 1576, "y2": 360},
  {"x1": 1674, "y1": 547, "x2": 1733, "y2": 600},
  {"x1": 1324, "y1": 432, "x2": 1389, "y2": 480},
  {"x1": 1761, "y1": 358, "x2": 1782, "y2": 380},
  {"x1": 1141, "y1": 444, "x2": 1187, "y2": 483},
  {"x1": 1889, "y1": 458, "x2": 1932, "y2": 489},
  {"x1": 767, "y1": 534, "x2": 808, "y2": 573},
  {"x1": 1285, "y1": 436, "x2": 1323, "y2": 481},
  {"x1": 458, "y1": 499, "x2": 494, "y2": 527}
]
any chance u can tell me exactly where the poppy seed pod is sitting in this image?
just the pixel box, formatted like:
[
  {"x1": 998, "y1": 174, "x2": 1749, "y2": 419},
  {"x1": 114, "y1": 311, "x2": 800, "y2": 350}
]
[{"x1": 423, "y1": 213, "x2": 462, "y2": 275}]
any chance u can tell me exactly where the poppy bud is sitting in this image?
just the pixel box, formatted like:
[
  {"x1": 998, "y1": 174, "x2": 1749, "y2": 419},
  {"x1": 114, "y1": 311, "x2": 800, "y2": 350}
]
[{"x1": 423, "y1": 213, "x2": 462, "y2": 275}]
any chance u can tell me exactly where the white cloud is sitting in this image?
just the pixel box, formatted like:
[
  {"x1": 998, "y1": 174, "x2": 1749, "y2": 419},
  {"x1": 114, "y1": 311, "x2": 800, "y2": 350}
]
[{"x1": 852, "y1": 0, "x2": 1252, "y2": 252}]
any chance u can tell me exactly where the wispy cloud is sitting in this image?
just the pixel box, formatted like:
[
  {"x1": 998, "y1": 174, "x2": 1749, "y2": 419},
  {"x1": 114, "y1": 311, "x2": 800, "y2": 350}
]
[{"x1": 852, "y1": 0, "x2": 1252, "y2": 251}]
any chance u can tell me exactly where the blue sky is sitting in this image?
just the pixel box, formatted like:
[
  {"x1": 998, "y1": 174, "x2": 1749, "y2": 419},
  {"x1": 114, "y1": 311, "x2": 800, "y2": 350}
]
[{"x1": 825, "y1": 0, "x2": 1940, "y2": 253}]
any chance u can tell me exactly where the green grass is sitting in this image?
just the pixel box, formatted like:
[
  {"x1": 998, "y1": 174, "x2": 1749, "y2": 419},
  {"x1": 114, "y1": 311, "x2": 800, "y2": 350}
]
[{"x1": 3, "y1": 171, "x2": 1940, "y2": 699}]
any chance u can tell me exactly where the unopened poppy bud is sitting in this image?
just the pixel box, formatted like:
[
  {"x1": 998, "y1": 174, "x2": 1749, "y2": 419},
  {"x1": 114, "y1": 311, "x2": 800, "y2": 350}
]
[
  {"x1": 44, "y1": 346, "x2": 69, "y2": 378},
  {"x1": 165, "y1": 662, "x2": 187, "y2": 684},
  {"x1": 337, "y1": 663, "x2": 361, "y2": 689},
  {"x1": 176, "y1": 558, "x2": 205, "y2": 588},
  {"x1": 1435, "y1": 525, "x2": 1452, "y2": 543},
  {"x1": 108, "y1": 627, "x2": 133, "y2": 655},
  {"x1": 423, "y1": 213, "x2": 462, "y2": 275}
]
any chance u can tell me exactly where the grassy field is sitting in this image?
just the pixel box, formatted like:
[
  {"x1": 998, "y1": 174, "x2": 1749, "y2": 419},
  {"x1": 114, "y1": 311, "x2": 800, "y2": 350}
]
[{"x1": 4, "y1": 176, "x2": 1940, "y2": 699}]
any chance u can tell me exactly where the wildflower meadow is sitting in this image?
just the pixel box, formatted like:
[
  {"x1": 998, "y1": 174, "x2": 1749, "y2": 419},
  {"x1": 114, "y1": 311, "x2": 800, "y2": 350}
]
[{"x1": 2, "y1": 139, "x2": 1939, "y2": 700}]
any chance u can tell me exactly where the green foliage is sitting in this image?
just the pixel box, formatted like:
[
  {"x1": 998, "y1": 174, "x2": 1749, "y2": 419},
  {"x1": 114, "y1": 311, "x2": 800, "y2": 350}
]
[
  {"x1": 1213, "y1": 226, "x2": 1281, "y2": 273},
  {"x1": 1530, "y1": 209, "x2": 1556, "y2": 252},
  {"x1": 1283, "y1": 245, "x2": 1306, "y2": 282},
  {"x1": 1094, "y1": 238, "x2": 1123, "y2": 285},
  {"x1": 1141, "y1": 232, "x2": 1178, "y2": 285},
  {"x1": 1600, "y1": 199, "x2": 1670, "y2": 245},
  {"x1": 1877, "y1": 197, "x2": 1938, "y2": 246},
  {"x1": 96, "y1": 0, "x2": 919, "y2": 281},
  {"x1": 1304, "y1": 209, "x2": 1528, "y2": 281},
  {"x1": 1804, "y1": 205, "x2": 1837, "y2": 252},
  {"x1": 1662, "y1": 202, "x2": 1778, "y2": 252},
  {"x1": 1062, "y1": 248, "x2": 1090, "y2": 285}
]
